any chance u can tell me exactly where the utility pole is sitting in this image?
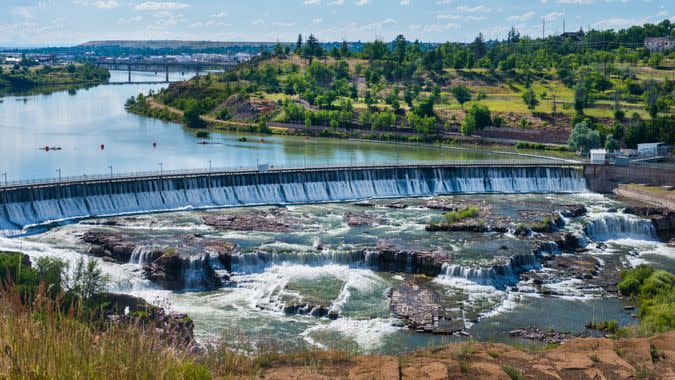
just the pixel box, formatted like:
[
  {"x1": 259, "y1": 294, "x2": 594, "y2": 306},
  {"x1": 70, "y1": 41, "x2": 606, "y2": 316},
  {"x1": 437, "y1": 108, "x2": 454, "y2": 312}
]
[
  {"x1": 108, "y1": 165, "x2": 113, "y2": 178},
  {"x1": 56, "y1": 169, "x2": 61, "y2": 182},
  {"x1": 159, "y1": 162, "x2": 163, "y2": 175},
  {"x1": 542, "y1": 19, "x2": 545, "y2": 39},
  {"x1": 563, "y1": 19, "x2": 566, "y2": 34},
  {"x1": 1, "y1": 173, "x2": 6, "y2": 186},
  {"x1": 208, "y1": 160, "x2": 212, "y2": 172}
]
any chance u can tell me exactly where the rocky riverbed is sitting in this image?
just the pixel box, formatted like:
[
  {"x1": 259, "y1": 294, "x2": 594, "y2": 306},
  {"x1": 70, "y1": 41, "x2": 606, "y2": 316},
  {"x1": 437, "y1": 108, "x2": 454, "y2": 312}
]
[{"x1": 5, "y1": 193, "x2": 673, "y2": 353}]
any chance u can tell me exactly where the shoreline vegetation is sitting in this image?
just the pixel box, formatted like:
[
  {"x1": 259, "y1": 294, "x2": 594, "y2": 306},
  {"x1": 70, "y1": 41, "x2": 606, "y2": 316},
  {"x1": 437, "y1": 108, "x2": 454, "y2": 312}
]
[
  {"x1": 1, "y1": 248, "x2": 673, "y2": 378},
  {"x1": 125, "y1": 23, "x2": 673, "y2": 157},
  {"x1": 0, "y1": 60, "x2": 110, "y2": 91}
]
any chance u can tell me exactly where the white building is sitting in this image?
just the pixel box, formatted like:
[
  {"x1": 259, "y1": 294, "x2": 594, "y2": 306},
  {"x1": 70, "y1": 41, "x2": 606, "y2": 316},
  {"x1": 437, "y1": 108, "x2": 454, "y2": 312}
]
[
  {"x1": 644, "y1": 37, "x2": 673, "y2": 52},
  {"x1": 590, "y1": 149, "x2": 607, "y2": 164}
]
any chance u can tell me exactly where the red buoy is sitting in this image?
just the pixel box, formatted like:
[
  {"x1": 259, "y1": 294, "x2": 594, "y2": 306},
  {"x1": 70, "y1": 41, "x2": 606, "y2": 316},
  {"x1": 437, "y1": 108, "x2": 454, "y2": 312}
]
[
  {"x1": 153, "y1": 142, "x2": 157, "y2": 148},
  {"x1": 100, "y1": 144, "x2": 105, "y2": 150},
  {"x1": 45, "y1": 146, "x2": 49, "y2": 152}
]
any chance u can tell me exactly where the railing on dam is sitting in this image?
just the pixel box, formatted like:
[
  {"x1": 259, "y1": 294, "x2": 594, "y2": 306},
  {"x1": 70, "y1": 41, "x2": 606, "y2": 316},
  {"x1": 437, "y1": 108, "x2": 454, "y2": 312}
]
[{"x1": 0, "y1": 160, "x2": 583, "y2": 190}]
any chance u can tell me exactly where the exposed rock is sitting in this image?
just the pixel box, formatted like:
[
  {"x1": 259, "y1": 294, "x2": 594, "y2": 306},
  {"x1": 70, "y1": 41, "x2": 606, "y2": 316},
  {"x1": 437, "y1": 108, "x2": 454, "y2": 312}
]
[
  {"x1": 97, "y1": 292, "x2": 194, "y2": 347},
  {"x1": 260, "y1": 332, "x2": 675, "y2": 379},
  {"x1": 509, "y1": 326, "x2": 589, "y2": 344},
  {"x1": 282, "y1": 303, "x2": 333, "y2": 319},
  {"x1": 82, "y1": 230, "x2": 135, "y2": 263},
  {"x1": 386, "y1": 202, "x2": 408, "y2": 209},
  {"x1": 373, "y1": 238, "x2": 450, "y2": 276},
  {"x1": 343, "y1": 212, "x2": 378, "y2": 226},
  {"x1": 352, "y1": 200, "x2": 376, "y2": 207},
  {"x1": 389, "y1": 284, "x2": 464, "y2": 334},
  {"x1": 202, "y1": 211, "x2": 293, "y2": 232},
  {"x1": 144, "y1": 250, "x2": 221, "y2": 291},
  {"x1": 425, "y1": 198, "x2": 459, "y2": 211},
  {"x1": 624, "y1": 206, "x2": 675, "y2": 241},
  {"x1": 552, "y1": 232, "x2": 585, "y2": 252}
]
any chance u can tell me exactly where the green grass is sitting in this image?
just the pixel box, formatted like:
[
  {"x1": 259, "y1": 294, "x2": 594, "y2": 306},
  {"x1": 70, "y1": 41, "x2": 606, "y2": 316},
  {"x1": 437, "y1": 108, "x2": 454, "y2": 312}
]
[
  {"x1": 443, "y1": 206, "x2": 480, "y2": 224},
  {"x1": 502, "y1": 365, "x2": 522, "y2": 380}
]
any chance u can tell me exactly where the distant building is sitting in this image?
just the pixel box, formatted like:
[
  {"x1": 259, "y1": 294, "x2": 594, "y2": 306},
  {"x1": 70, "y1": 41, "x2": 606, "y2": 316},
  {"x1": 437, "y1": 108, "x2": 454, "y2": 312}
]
[
  {"x1": 590, "y1": 149, "x2": 607, "y2": 164},
  {"x1": 637, "y1": 142, "x2": 671, "y2": 158},
  {"x1": 644, "y1": 37, "x2": 673, "y2": 52},
  {"x1": 558, "y1": 31, "x2": 584, "y2": 43},
  {"x1": 234, "y1": 53, "x2": 253, "y2": 62}
]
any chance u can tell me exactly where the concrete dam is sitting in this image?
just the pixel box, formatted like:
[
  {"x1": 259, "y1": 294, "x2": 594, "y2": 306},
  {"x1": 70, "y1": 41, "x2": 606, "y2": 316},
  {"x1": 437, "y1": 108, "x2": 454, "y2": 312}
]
[{"x1": 0, "y1": 163, "x2": 586, "y2": 235}]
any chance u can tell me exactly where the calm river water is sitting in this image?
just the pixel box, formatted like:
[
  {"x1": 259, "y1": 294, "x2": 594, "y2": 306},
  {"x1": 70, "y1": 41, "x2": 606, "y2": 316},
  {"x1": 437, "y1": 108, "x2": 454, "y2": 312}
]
[{"x1": 0, "y1": 72, "x2": 523, "y2": 182}]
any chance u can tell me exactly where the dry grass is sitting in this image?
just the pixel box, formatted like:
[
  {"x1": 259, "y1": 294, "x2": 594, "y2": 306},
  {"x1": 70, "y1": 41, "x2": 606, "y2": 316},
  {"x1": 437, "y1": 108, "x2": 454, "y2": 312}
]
[{"x1": 0, "y1": 282, "x2": 353, "y2": 380}]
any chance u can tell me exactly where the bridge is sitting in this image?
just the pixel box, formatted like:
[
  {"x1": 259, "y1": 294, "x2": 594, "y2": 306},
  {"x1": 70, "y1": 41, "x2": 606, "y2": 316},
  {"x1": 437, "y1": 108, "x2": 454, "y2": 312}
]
[
  {"x1": 94, "y1": 59, "x2": 238, "y2": 82},
  {"x1": 0, "y1": 161, "x2": 586, "y2": 235}
]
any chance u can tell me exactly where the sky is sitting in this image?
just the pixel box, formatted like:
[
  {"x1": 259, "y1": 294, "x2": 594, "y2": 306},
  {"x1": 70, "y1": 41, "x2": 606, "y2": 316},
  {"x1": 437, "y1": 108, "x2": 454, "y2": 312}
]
[{"x1": 0, "y1": 0, "x2": 672, "y2": 46}]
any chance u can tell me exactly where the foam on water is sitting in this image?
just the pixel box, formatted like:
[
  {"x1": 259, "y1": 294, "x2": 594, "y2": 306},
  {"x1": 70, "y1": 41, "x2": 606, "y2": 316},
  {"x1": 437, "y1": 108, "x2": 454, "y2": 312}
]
[{"x1": 0, "y1": 166, "x2": 586, "y2": 235}]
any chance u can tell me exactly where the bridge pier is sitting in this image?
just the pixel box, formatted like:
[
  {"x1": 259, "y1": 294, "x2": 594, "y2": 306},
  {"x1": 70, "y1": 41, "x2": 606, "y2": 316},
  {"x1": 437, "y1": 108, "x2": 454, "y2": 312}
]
[
  {"x1": 165, "y1": 66, "x2": 169, "y2": 82},
  {"x1": 128, "y1": 66, "x2": 131, "y2": 83}
]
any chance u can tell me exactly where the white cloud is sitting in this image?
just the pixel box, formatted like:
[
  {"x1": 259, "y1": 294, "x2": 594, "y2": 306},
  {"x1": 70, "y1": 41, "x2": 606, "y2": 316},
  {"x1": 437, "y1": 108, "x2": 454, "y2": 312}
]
[
  {"x1": 508, "y1": 11, "x2": 535, "y2": 21},
  {"x1": 437, "y1": 0, "x2": 453, "y2": 4},
  {"x1": 437, "y1": 14, "x2": 486, "y2": 21},
  {"x1": 558, "y1": 0, "x2": 592, "y2": 3},
  {"x1": 401, "y1": 0, "x2": 411, "y2": 5},
  {"x1": 457, "y1": 5, "x2": 489, "y2": 13},
  {"x1": 312, "y1": 17, "x2": 323, "y2": 24},
  {"x1": 593, "y1": 17, "x2": 651, "y2": 29},
  {"x1": 304, "y1": 0, "x2": 321, "y2": 4},
  {"x1": 272, "y1": 21, "x2": 296, "y2": 27},
  {"x1": 329, "y1": 0, "x2": 345, "y2": 4},
  {"x1": 14, "y1": 7, "x2": 33, "y2": 18},
  {"x1": 118, "y1": 15, "x2": 143, "y2": 24},
  {"x1": 355, "y1": 0, "x2": 369, "y2": 6},
  {"x1": 252, "y1": 19, "x2": 265, "y2": 25},
  {"x1": 135, "y1": 2, "x2": 190, "y2": 11},
  {"x1": 544, "y1": 11, "x2": 565, "y2": 21},
  {"x1": 93, "y1": 0, "x2": 118, "y2": 9},
  {"x1": 656, "y1": 10, "x2": 668, "y2": 17},
  {"x1": 211, "y1": 12, "x2": 228, "y2": 18}
]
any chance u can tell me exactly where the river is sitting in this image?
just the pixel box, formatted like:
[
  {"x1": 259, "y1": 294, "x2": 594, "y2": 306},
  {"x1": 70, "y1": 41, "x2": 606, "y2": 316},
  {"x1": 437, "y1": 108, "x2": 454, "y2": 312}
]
[{"x1": 0, "y1": 71, "x2": 524, "y2": 183}]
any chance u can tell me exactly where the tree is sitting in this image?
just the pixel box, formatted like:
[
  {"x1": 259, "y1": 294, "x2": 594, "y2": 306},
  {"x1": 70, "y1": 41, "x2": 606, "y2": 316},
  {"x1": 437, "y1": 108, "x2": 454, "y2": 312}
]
[
  {"x1": 35, "y1": 256, "x2": 68, "y2": 297},
  {"x1": 461, "y1": 114, "x2": 477, "y2": 136},
  {"x1": 471, "y1": 33, "x2": 486, "y2": 59},
  {"x1": 183, "y1": 101, "x2": 206, "y2": 129},
  {"x1": 65, "y1": 257, "x2": 110, "y2": 303},
  {"x1": 340, "y1": 41, "x2": 350, "y2": 58},
  {"x1": 413, "y1": 97, "x2": 435, "y2": 118},
  {"x1": 393, "y1": 34, "x2": 408, "y2": 63},
  {"x1": 605, "y1": 136, "x2": 620, "y2": 152},
  {"x1": 574, "y1": 84, "x2": 586, "y2": 114},
  {"x1": 466, "y1": 103, "x2": 492, "y2": 129},
  {"x1": 568, "y1": 121, "x2": 601, "y2": 155},
  {"x1": 274, "y1": 41, "x2": 285, "y2": 57},
  {"x1": 521, "y1": 88, "x2": 539, "y2": 113},
  {"x1": 296, "y1": 34, "x2": 303, "y2": 53},
  {"x1": 451, "y1": 85, "x2": 472, "y2": 109},
  {"x1": 507, "y1": 27, "x2": 520, "y2": 45},
  {"x1": 644, "y1": 82, "x2": 660, "y2": 119}
]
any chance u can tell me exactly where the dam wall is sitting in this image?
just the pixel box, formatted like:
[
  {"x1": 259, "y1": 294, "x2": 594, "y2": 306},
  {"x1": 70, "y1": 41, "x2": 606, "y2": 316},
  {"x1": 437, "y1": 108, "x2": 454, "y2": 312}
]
[{"x1": 0, "y1": 164, "x2": 586, "y2": 235}]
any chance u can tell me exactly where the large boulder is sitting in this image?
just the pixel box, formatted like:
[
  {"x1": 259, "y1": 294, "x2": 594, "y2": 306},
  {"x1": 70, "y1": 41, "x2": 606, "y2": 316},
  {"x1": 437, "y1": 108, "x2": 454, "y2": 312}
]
[{"x1": 82, "y1": 230, "x2": 135, "y2": 263}]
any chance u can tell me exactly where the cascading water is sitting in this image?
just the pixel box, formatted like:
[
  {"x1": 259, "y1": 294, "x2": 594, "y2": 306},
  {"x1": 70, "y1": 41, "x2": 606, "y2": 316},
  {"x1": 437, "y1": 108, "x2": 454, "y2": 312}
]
[
  {"x1": 440, "y1": 253, "x2": 540, "y2": 289},
  {"x1": 0, "y1": 166, "x2": 586, "y2": 235},
  {"x1": 584, "y1": 213, "x2": 657, "y2": 241},
  {"x1": 231, "y1": 249, "x2": 368, "y2": 274}
]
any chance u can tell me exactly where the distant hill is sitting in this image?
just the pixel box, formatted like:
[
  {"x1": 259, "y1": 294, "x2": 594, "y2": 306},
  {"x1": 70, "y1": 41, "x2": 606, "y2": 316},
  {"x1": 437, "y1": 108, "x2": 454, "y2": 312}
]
[{"x1": 79, "y1": 40, "x2": 278, "y2": 49}]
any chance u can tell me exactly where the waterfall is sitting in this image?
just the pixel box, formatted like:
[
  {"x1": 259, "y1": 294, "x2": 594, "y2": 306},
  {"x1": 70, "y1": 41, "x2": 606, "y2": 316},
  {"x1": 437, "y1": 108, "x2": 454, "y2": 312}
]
[
  {"x1": 182, "y1": 254, "x2": 220, "y2": 290},
  {"x1": 584, "y1": 213, "x2": 657, "y2": 241},
  {"x1": 231, "y1": 249, "x2": 368, "y2": 273},
  {"x1": 0, "y1": 165, "x2": 586, "y2": 235},
  {"x1": 440, "y1": 253, "x2": 540, "y2": 289}
]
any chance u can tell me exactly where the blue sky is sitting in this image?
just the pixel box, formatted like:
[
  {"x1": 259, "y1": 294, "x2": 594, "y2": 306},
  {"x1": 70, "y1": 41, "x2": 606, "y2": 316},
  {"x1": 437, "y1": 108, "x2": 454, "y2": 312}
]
[{"x1": 0, "y1": 0, "x2": 672, "y2": 46}]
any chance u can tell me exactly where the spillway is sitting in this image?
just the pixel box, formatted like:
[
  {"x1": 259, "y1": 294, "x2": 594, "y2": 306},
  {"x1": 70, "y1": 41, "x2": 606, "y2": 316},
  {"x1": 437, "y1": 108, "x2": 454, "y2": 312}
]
[{"x1": 0, "y1": 164, "x2": 586, "y2": 235}]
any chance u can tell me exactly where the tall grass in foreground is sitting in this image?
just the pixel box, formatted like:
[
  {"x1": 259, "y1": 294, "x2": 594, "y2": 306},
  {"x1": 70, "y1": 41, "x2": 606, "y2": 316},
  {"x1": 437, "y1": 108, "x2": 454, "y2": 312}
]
[{"x1": 0, "y1": 282, "x2": 353, "y2": 379}]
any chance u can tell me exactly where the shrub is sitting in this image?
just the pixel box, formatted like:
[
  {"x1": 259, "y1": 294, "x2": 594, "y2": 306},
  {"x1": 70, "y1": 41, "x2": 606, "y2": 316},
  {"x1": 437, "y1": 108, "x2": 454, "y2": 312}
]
[
  {"x1": 195, "y1": 130, "x2": 210, "y2": 138},
  {"x1": 617, "y1": 265, "x2": 674, "y2": 334},
  {"x1": 444, "y1": 206, "x2": 479, "y2": 224}
]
